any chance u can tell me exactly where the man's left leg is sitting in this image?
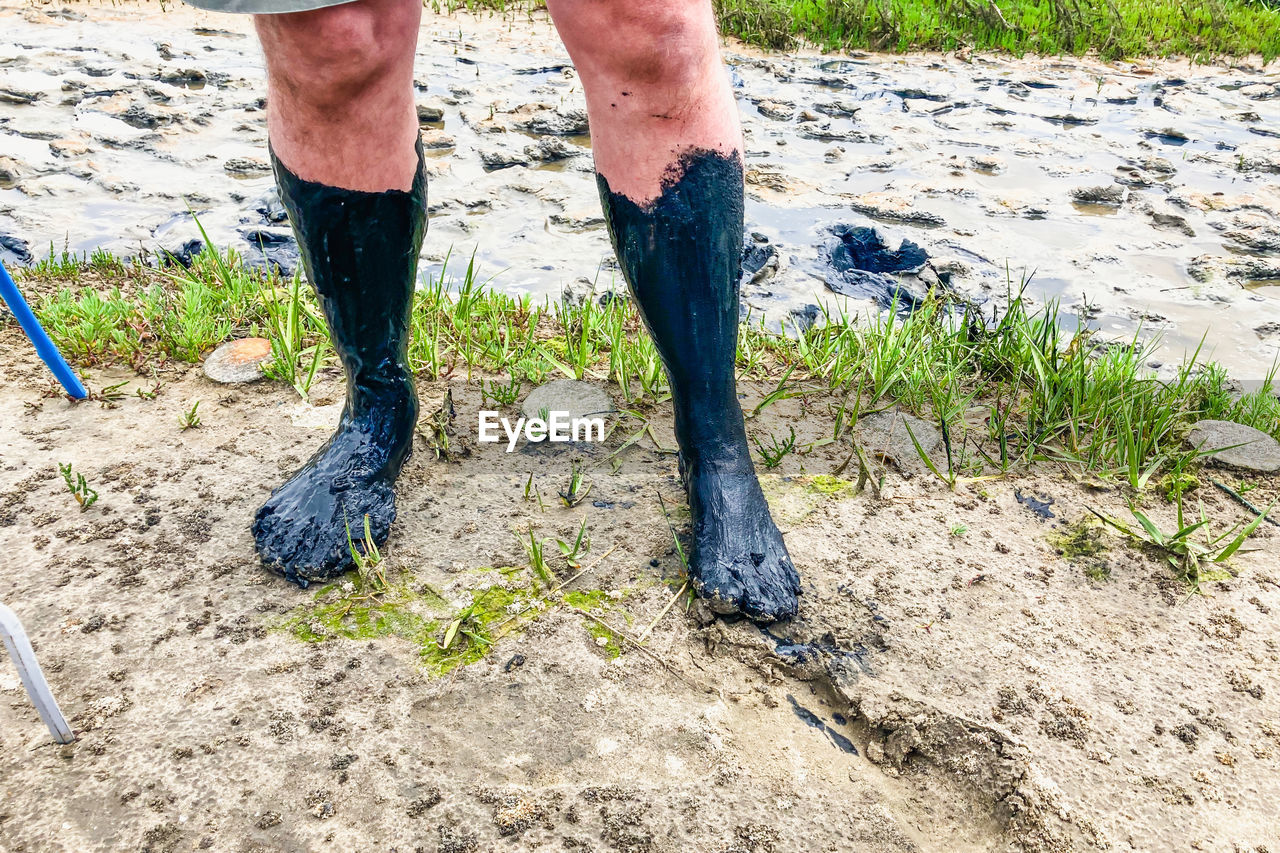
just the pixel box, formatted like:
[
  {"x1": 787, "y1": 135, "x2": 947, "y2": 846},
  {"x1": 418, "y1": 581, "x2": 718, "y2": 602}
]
[{"x1": 546, "y1": 0, "x2": 801, "y2": 621}]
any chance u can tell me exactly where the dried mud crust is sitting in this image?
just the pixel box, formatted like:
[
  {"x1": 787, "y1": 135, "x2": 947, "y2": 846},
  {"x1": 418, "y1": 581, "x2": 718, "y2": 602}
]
[{"x1": 1, "y1": 344, "x2": 1278, "y2": 852}]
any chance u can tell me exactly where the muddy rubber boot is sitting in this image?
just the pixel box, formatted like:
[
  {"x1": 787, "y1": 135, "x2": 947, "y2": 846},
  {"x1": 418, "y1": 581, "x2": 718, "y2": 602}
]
[
  {"x1": 597, "y1": 149, "x2": 800, "y2": 622},
  {"x1": 252, "y1": 141, "x2": 427, "y2": 586}
]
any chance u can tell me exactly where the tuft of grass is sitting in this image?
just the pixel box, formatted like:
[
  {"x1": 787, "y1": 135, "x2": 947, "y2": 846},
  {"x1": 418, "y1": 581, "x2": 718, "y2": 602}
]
[
  {"x1": 1091, "y1": 494, "x2": 1274, "y2": 595},
  {"x1": 14, "y1": 245, "x2": 1280, "y2": 506},
  {"x1": 259, "y1": 271, "x2": 330, "y2": 400},
  {"x1": 346, "y1": 513, "x2": 389, "y2": 595},
  {"x1": 558, "y1": 460, "x2": 592, "y2": 507},
  {"x1": 755, "y1": 425, "x2": 798, "y2": 468},
  {"x1": 554, "y1": 517, "x2": 592, "y2": 569},
  {"x1": 178, "y1": 400, "x2": 201, "y2": 431},
  {"x1": 519, "y1": 525, "x2": 553, "y2": 589},
  {"x1": 58, "y1": 462, "x2": 98, "y2": 511}
]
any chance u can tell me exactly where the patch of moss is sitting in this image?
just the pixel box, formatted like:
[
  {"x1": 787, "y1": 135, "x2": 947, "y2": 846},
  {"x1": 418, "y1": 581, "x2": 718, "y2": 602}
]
[
  {"x1": 284, "y1": 583, "x2": 441, "y2": 646},
  {"x1": 804, "y1": 474, "x2": 855, "y2": 497},
  {"x1": 1048, "y1": 517, "x2": 1107, "y2": 561},
  {"x1": 419, "y1": 585, "x2": 527, "y2": 676},
  {"x1": 562, "y1": 589, "x2": 613, "y2": 610},
  {"x1": 585, "y1": 622, "x2": 623, "y2": 659},
  {"x1": 282, "y1": 570, "x2": 631, "y2": 676},
  {"x1": 1083, "y1": 561, "x2": 1112, "y2": 582}
]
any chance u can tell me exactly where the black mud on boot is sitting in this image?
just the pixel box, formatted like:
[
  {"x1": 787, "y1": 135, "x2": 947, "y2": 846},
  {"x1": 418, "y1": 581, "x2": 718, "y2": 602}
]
[
  {"x1": 597, "y1": 149, "x2": 800, "y2": 622},
  {"x1": 252, "y1": 143, "x2": 427, "y2": 586}
]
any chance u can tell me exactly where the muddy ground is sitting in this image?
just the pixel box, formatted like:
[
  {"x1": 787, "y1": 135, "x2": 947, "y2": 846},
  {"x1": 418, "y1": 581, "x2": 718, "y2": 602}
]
[
  {"x1": 4, "y1": 2, "x2": 1280, "y2": 851},
  {"x1": 1, "y1": 311, "x2": 1279, "y2": 853},
  {"x1": 1, "y1": 3, "x2": 1279, "y2": 375}
]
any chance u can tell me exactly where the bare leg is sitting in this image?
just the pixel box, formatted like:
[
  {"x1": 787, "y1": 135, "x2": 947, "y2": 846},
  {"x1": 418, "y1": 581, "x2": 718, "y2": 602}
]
[
  {"x1": 255, "y1": 0, "x2": 420, "y2": 191},
  {"x1": 547, "y1": 0, "x2": 800, "y2": 621},
  {"x1": 249, "y1": 0, "x2": 428, "y2": 584}
]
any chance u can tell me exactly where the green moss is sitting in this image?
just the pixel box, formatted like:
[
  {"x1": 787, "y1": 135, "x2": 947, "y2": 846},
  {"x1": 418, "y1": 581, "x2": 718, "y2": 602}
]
[
  {"x1": 585, "y1": 622, "x2": 623, "y2": 659},
  {"x1": 418, "y1": 585, "x2": 526, "y2": 676},
  {"x1": 282, "y1": 569, "x2": 631, "y2": 676},
  {"x1": 1048, "y1": 517, "x2": 1108, "y2": 560},
  {"x1": 562, "y1": 589, "x2": 613, "y2": 610},
  {"x1": 283, "y1": 583, "x2": 442, "y2": 645},
  {"x1": 1083, "y1": 561, "x2": 1112, "y2": 582},
  {"x1": 804, "y1": 474, "x2": 855, "y2": 497}
]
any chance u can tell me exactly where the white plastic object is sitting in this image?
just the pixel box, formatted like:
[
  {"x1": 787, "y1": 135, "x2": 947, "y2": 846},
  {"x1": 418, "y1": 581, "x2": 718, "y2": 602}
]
[{"x1": 0, "y1": 603, "x2": 75, "y2": 744}]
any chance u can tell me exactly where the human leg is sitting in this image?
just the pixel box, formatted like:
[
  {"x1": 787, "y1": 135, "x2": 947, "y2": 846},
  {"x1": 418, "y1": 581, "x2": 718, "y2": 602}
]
[
  {"x1": 250, "y1": 0, "x2": 427, "y2": 584},
  {"x1": 546, "y1": 0, "x2": 800, "y2": 621}
]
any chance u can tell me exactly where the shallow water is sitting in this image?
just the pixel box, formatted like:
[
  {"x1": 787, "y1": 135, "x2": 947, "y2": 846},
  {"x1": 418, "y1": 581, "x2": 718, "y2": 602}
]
[{"x1": 1, "y1": 3, "x2": 1278, "y2": 377}]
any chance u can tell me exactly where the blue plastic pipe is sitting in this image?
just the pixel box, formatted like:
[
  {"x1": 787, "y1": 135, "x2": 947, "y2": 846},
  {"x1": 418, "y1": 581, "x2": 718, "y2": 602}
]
[{"x1": 0, "y1": 258, "x2": 87, "y2": 399}]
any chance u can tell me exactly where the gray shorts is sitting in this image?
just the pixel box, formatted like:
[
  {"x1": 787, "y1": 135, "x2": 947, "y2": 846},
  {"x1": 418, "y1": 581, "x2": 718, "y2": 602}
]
[{"x1": 183, "y1": 0, "x2": 356, "y2": 14}]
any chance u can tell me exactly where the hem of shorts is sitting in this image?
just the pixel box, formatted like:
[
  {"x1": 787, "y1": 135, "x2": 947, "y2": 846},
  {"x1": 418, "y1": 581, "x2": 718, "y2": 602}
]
[{"x1": 182, "y1": 0, "x2": 359, "y2": 14}]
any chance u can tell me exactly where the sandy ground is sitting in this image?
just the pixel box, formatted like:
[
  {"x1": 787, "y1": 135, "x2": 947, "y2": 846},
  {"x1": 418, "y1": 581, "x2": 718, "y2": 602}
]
[{"x1": 1, "y1": 312, "x2": 1278, "y2": 852}]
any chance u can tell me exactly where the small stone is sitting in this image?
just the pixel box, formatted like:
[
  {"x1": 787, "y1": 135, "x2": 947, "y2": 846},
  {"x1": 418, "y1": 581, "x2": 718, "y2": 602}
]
[
  {"x1": 969, "y1": 155, "x2": 1004, "y2": 173},
  {"x1": 813, "y1": 99, "x2": 860, "y2": 118},
  {"x1": 548, "y1": 210, "x2": 604, "y2": 232},
  {"x1": 524, "y1": 136, "x2": 581, "y2": 163},
  {"x1": 478, "y1": 147, "x2": 529, "y2": 171},
  {"x1": 0, "y1": 155, "x2": 25, "y2": 185},
  {"x1": 753, "y1": 99, "x2": 795, "y2": 121},
  {"x1": 520, "y1": 379, "x2": 614, "y2": 425},
  {"x1": 420, "y1": 130, "x2": 455, "y2": 150},
  {"x1": 0, "y1": 87, "x2": 42, "y2": 105},
  {"x1": 844, "y1": 192, "x2": 944, "y2": 226},
  {"x1": 1188, "y1": 255, "x2": 1280, "y2": 282},
  {"x1": 857, "y1": 408, "x2": 943, "y2": 468},
  {"x1": 203, "y1": 338, "x2": 272, "y2": 384},
  {"x1": 1187, "y1": 420, "x2": 1280, "y2": 473},
  {"x1": 416, "y1": 101, "x2": 445, "y2": 123},
  {"x1": 49, "y1": 138, "x2": 90, "y2": 158},
  {"x1": 156, "y1": 68, "x2": 207, "y2": 86}
]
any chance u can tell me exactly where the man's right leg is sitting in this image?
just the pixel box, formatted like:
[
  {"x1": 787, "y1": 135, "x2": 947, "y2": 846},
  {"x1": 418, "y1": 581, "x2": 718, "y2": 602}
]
[{"x1": 250, "y1": 0, "x2": 427, "y2": 585}]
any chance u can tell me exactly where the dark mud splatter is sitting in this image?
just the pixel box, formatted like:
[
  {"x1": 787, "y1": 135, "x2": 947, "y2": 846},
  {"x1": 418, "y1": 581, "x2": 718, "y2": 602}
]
[
  {"x1": 823, "y1": 225, "x2": 943, "y2": 310},
  {"x1": 786, "y1": 694, "x2": 858, "y2": 755},
  {"x1": 1015, "y1": 488, "x2": 1056, "y2": 519}
]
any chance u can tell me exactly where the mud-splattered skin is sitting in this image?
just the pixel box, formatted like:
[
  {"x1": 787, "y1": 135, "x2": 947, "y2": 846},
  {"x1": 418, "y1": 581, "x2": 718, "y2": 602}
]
[
  {"x1": 252, "y1": 142, "x2": 427, "y2": 585},
  {"x1": 597, "y1": 149, "x2": 800, "y2": 622}
]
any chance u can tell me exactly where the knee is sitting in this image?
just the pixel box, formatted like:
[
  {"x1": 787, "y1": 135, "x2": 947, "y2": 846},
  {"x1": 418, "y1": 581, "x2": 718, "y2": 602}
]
[
  {"x1": 258, "y1": 1, "x2": 415, "y2": 105},
  {"x1": 571, "y1": 0, "x2": 718, "y2": 89}
]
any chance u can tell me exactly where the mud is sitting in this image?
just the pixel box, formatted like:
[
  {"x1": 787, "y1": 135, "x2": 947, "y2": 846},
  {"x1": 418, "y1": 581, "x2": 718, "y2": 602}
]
[
  {"x1": 252, "y1": 142, "x2": 426, "y2": 584},
  {"x1": 1, "y1": 3, "x2": 1279, "y2": 375},
  {"x1": 599, "y1": 148, "x2": 799, "y2": 622},
  {"x1": 1, "y1": 320, "x2": 1279, "y2": 850}
]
